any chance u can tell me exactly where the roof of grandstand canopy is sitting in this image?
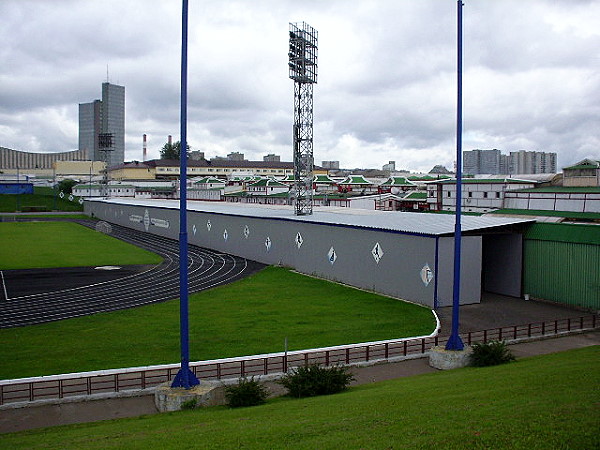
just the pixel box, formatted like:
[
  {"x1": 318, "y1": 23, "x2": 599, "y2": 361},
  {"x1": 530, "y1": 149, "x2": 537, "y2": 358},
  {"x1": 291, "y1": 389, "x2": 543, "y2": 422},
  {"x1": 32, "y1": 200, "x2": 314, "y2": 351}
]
[{"x1": 90, "y1": 198, "x2": 535, "y2": 237}]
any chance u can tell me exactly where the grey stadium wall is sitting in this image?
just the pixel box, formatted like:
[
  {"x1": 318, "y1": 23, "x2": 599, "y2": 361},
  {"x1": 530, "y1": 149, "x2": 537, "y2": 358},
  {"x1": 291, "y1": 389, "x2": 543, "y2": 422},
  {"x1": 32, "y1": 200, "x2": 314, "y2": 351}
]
[{"x1": 85, "y1": 199, "x2": 485, "y2": 308}]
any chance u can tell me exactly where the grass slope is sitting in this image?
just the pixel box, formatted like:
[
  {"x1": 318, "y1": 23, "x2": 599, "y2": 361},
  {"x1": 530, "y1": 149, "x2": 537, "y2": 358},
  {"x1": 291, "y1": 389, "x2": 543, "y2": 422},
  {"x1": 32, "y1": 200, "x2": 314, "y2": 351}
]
[
  {"x1": 0, "y1": 267, "x2": 435, "y2": 379},
  {"x1": 2, "y1": 346, "x2": 598, "y2": 449},
  {"x1": 0, "y1": 222, "x2": 162, "y2": 269},
  {"x1": 0, "y1": 188, "x2": 83, "y2": 213}
]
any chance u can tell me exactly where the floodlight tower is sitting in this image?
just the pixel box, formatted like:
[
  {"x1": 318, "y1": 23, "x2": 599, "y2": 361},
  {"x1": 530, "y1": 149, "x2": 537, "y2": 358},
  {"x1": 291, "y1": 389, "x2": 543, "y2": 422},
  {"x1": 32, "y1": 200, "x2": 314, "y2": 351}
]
[
  {"x1": 288, "y1": 22, "x2": 318, "y2": 215},
  {"x1": 98, "y1": 132, "x2": 114, "y2": 197}
]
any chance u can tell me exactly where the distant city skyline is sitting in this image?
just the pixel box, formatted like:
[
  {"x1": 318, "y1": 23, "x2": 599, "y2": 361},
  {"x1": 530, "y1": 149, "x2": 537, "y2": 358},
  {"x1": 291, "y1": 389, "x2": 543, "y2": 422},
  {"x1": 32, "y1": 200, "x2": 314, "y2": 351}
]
[
  {"x1": 463, "y1": 149, "x2": 557, "y2": 175},
  {"x1": 1, "y1": 1, "x2": 598, "y2": 172}
]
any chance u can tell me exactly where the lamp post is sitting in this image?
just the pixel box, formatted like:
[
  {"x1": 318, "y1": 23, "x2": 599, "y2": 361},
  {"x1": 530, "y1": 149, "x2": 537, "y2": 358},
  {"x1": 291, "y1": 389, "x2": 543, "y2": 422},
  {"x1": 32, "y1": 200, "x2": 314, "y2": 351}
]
[
  {"x1": 16, "y1": 165, "x2": 21, "y2": 212},
  {"x1": 171, "y1": 0, "x2": 199, "y2": 389},
  {"x1": 445, "y1": 0, "x2": 465, "y2": 351},
  {"x1": 53, "y1": 168, "x2": 57, "y2": 210}
]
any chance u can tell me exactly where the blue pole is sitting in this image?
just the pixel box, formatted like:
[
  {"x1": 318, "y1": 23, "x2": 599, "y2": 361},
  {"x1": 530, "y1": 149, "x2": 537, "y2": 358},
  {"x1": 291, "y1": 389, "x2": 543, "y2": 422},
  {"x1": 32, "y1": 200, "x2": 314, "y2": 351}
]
[
  {"x1": 171, "y1": 0, "x2": 199, "y2": 389},
  {"x1": 446, "y1": 0, "x2": 465, "y2": 351}
]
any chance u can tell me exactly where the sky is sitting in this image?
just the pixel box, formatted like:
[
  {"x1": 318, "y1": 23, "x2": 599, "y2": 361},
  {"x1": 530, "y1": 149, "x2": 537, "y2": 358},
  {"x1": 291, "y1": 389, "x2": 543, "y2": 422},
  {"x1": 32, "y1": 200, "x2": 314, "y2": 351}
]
[{"x1": 1, "y1": 0, "x2": 598, "y2": 173}]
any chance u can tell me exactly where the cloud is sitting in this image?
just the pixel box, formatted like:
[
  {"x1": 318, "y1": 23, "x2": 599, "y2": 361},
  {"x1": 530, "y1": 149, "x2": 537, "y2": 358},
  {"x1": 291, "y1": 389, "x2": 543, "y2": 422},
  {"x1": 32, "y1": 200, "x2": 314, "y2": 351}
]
[{"x1": 0, "y1": 0, "x2": 598, "y2": 171}]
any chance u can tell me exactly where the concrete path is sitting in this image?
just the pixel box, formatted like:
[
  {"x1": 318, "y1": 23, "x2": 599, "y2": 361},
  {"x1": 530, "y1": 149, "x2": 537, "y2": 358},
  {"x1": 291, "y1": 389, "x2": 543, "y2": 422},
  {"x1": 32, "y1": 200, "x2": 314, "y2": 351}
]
[{"x1": 435, "y1": 293, "x2": 589, "y2": 335}]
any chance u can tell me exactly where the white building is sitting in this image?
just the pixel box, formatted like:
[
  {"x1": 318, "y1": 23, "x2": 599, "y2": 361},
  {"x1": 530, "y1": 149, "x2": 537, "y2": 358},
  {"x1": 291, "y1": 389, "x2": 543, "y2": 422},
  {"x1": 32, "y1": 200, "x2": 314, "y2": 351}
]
[{"x1": 427, "y1": 178, "x2": 536, "y2": 213}]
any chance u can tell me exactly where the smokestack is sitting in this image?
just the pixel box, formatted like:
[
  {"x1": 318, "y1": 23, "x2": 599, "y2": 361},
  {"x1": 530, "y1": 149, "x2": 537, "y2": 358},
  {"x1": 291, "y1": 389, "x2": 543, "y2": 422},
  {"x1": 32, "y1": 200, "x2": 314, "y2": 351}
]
[
  {"x1": 168, "y1": 135, "x2": 172, "y2": 146},
  {"x1": 143, "y1": 134, "x2": 147, "y2": 161}
]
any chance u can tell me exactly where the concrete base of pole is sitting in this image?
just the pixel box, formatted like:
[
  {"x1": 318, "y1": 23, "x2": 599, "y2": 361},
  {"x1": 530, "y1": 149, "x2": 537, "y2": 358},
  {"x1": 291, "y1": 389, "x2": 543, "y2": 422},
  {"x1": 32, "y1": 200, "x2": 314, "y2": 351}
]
[
  {"x1": 154, "y1": 381, "x2": 225, "y2": 412},
  {"x1": 429, "y1": 346, "x2": 473, "y2": 370}
]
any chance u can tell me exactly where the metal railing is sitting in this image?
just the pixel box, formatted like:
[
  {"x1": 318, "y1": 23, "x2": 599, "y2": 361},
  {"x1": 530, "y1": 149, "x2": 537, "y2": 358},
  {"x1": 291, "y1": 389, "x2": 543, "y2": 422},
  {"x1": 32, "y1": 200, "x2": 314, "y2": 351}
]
[{"x1": 1, "y1": 314, "x2": 596, "y2": 407}]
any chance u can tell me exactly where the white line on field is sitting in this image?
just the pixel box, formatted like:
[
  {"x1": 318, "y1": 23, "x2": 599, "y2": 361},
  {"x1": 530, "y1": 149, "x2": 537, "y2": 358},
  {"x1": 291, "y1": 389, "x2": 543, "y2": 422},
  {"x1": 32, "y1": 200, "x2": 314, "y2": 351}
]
[{"x1": 0, "y1": 271, "x2": 8, "y2": 301}]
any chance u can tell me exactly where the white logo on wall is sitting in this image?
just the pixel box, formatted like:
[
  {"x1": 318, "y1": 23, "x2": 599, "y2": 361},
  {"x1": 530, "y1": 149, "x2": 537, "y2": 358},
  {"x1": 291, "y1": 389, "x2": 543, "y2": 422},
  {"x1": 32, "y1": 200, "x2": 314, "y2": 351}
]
[
  {"x1": 328, "y1": 246, "x2": 337, "y2": 265},
  {"x1": 68, "y1": 194, "x2": 74, "y2": 201},
  {"x1": 143, "y1": 209, "x2": 150, "y2": 231},
  {"x1": 129, "y1": 214, "x2": 143, "y2": 223},
  {"x1": 59, "y1": 191, "x2": 64, "y2": 199},
  {"x1": 78, "y1": 198, "x2": 84, "y2": 204},
  {"x1": 223, "y1": 229, "x2": 228, "y2": 241},
  {"x1": 371, "y1": 242, "x2": 383, "y2": 264},
  {"x1": 265, "y1": 236, "x2": 272, "y2": 252},
  {"x1": 243, "y1": 225, "x2": 250, "y2": 239},
  {"x1": 150, "y1": 218, "x2": 169, "y2": 229},
  {"x1": 295, "y1": 232, "x2": 303, "y2": 249},
  {"x1": 192, "y1": 224, "x2": 197, "y2": 235},
  {"x1": 420, "y1": 263, "x2": 434, "y2": 287},
  {"x1": 207, "y1": 219, "x2": 212, "y2": 231}
]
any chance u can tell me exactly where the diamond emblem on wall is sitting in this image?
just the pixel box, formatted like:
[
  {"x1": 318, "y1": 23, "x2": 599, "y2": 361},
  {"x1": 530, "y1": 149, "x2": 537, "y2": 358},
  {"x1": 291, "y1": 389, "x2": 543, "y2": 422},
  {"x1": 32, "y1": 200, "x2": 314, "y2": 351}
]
[
  {"x1": 223, "y1": 229, "x2": 228, "y2": 241},
  {"x1": 243, "y1": 225, "x2": 250, "y2": 239},
  {"x1": 327, "y1": 246, "x2": 337, "y2": 265},
  {"x1": 371, "y1": 242, "x2": 383, "y2": 264},
  {"x1": 265, "y1": 236, "x2": 272, "y2": 252},
  {"x1": 206, "y1": 219, "x2": 212, "y2": 231},
  {"x1": 420, "y1": 263, "x2": 434, "y2": 287},
  {"x1": 143, "y1": 209, "x2": 150, "y2": 232},
  {"x1": 295, "y1": 232, "x2": 303, "y2": 249}
]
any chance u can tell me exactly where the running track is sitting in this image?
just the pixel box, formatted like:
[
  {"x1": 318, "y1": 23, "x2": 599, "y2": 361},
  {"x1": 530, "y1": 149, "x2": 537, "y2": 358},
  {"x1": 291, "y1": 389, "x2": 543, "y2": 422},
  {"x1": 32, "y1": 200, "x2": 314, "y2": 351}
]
[{"x1": 0, "y1": 219, "x2": 264, "y2": 328}]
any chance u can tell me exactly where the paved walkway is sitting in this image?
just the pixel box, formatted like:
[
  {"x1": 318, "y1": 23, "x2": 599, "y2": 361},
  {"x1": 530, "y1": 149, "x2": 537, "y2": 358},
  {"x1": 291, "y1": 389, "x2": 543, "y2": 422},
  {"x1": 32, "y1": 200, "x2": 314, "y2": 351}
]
[
  {"x1": 435, "y1": 292, "x2": 590, "y2": 335},
  {"x1": 1, "y1": 297, "x2": 598, "y2": 434}
]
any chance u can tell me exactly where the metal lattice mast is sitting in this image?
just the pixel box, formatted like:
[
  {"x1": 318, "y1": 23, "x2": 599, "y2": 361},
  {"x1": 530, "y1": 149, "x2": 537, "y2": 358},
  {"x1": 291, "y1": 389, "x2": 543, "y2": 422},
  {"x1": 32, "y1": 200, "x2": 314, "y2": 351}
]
[
  {"x1": 289, "y1": 22, "x2": 318, "y2": 215},
  {"x1": 98, "y1": 132, "x2": 113, "y2": 197}
]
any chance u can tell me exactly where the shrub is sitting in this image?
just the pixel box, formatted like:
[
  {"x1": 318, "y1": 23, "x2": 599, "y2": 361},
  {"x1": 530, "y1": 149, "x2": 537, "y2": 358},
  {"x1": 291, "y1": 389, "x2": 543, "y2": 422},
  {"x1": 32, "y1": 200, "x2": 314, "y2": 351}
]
[
  {"x1": 470, "y1": 340, "x2": 516, "y2": 367},
  {"x1": 180, "y1": 398, "x2": 197, "y2": 410},
  {"x1": 224, "y1": 377, "x2": 269, "y2": 408},
  {"x1": 278, "y1": 364, "x2": 355, "y2": 398}
]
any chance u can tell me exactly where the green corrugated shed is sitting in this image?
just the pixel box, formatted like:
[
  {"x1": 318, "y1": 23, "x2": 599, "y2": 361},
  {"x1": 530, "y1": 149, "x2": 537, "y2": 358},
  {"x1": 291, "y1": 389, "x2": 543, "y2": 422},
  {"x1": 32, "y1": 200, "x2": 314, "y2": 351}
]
[
  {"x1": 524, "y1": 223, "x2": 600, "y2": 310},
  {"x1": 525, "y1": 223, "x2": 600, "y2": 245}
]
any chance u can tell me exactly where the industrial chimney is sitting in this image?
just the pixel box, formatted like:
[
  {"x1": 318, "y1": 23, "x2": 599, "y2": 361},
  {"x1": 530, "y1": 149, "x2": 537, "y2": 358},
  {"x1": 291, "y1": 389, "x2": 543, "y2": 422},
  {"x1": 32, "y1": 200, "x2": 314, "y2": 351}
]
[{"x1": 143, "y1": 134, "x2": 147, "y2": 161}]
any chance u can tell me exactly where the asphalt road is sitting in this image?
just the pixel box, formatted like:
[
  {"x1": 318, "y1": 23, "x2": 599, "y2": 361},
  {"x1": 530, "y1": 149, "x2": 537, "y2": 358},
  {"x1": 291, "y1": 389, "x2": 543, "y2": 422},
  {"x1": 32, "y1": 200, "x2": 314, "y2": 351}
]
[{"x1": 0, "y1": 219, "x2": 265, "y2": 328}]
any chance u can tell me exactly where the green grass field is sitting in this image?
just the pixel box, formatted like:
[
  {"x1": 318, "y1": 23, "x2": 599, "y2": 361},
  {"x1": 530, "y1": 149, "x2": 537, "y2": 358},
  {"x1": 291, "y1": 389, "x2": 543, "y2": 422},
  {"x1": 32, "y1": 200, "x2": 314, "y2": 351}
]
[
  {"x1": 0, "y1": 266, "x2": 435, "y2": 379},
  {"x1": 2, "y1": 346, "x2": 597, "y2": 448},
  {"x1": 0, "y1": 222, "x2": 162, "y2": 269}
]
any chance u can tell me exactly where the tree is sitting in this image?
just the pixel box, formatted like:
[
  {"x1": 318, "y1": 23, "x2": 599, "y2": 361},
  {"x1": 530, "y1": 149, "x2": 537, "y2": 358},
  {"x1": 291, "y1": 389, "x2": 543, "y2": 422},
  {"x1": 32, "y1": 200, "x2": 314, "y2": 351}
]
[
  {"x1": 160, "y1": 141, "x2": 190, "y2": 160},
  {"x1": 58, "y1": 179, "x2": 77, "y2": 194}
]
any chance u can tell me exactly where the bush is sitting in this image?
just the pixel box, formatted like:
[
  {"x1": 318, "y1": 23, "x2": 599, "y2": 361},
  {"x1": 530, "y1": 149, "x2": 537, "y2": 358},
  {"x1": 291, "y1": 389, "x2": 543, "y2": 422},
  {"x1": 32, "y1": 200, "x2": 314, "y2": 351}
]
[
  {"x1": 180, "y1": 398, "x2": 197, "y2": 410},
  {"x1": 470, "y1": 340, "x2": 515, "y2": 367},
  {"x1": 278, "y1": 364, "x2": 355, "y2": 398},
  {"x1": 224, "y1": 377, "x2": 269, "y2": 408}
]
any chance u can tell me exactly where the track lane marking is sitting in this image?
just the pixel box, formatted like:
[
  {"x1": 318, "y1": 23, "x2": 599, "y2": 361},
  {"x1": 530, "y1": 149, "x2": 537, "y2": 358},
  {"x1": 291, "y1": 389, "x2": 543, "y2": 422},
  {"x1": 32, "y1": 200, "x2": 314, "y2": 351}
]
[{"x1": 1, "y1": 271, "x2": 8, "y2": 301}]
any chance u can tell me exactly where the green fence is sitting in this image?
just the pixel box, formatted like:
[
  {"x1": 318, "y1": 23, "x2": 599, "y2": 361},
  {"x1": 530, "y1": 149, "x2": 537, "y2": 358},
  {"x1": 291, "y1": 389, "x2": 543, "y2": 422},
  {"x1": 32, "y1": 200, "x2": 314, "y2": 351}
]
[{"x1": 524, "y1": 223, "x2": 600, "y2": 310}]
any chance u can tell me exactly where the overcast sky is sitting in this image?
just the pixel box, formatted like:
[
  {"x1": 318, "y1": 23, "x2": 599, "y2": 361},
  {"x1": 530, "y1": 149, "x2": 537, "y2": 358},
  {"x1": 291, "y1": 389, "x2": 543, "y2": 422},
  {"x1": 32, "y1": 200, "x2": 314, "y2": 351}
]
[{"x1": 1, "y1": 0, "x2": 598, "y2": 172}]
